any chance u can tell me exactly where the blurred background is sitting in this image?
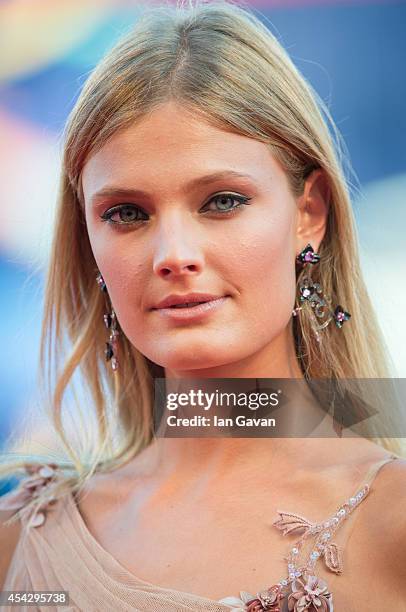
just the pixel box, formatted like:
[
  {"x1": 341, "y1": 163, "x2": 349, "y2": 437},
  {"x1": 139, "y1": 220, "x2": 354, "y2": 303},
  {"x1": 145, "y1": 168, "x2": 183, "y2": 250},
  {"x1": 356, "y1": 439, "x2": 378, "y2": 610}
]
[{"x1": 0, "y1": 0, "x2": 405, "y2": 468}]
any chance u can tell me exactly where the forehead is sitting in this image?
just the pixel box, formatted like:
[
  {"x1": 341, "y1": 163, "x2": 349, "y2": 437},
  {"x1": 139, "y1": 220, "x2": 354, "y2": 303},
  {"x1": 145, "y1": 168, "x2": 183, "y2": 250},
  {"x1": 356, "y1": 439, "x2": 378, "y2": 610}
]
[{"x1": 81, "y1": 102, "x2": 281, "y2": 200}]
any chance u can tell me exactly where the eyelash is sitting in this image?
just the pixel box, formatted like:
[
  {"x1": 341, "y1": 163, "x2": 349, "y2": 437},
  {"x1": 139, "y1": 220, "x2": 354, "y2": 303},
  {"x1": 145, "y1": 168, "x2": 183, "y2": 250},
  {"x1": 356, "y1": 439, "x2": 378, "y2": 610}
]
[{"x1": 99, "y1": 193, "x2": 252, "y2": 228}]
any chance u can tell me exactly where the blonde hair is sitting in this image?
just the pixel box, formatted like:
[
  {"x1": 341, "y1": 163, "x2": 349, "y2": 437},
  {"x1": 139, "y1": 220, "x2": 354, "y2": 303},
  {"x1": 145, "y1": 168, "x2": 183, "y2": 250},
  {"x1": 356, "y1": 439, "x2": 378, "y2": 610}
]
[{"x1": 2, "y1": 0, "x2": 404, "y2": 519}]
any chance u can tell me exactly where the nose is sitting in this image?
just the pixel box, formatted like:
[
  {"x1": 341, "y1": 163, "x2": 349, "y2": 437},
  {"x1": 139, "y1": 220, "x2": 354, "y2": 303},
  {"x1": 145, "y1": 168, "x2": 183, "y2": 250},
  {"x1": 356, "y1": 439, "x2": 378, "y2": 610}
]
[{"x1": 152, "y1": 222, "x2": 204, "y2": 279}]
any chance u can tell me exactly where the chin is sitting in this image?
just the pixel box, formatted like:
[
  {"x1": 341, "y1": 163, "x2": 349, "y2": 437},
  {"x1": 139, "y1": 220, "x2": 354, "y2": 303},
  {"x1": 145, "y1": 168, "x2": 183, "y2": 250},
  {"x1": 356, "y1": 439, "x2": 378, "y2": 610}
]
[{"x1": 153, "y1": 350, "x2": 234, "y2": 373}]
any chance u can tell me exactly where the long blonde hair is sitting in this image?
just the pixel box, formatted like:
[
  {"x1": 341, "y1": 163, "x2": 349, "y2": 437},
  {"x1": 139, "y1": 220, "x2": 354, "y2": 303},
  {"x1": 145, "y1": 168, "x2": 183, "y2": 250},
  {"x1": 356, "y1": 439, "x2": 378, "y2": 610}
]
[{"x1": 2, "y1": 0, "x2": 404, "y2": 514}]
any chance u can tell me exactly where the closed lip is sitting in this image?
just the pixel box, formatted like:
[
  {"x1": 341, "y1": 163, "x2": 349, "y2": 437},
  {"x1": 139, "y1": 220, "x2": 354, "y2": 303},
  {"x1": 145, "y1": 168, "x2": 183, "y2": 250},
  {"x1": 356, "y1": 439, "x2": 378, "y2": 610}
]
[{"x1": 151, "y1": 293, "x2": 227, "y2": 310}]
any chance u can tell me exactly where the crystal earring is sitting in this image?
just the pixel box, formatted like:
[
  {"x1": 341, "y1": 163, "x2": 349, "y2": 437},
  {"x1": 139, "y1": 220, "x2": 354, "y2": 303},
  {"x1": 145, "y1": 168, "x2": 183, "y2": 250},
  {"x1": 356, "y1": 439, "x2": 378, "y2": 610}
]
[
  {"x1": 292, "y1": 243, "x2": 351, "y2": 342},
  {"x1": 96, "y1": 272, "x2": 120, "y2": 371},
  {"x1": 295, "y1": 243, "x2": 321, "y2": 266}
]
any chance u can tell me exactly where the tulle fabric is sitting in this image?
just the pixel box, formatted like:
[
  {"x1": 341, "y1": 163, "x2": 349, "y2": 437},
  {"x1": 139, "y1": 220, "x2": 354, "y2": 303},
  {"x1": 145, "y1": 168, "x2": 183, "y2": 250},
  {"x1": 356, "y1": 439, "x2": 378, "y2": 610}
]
[{"x1": 2, "y1": 487, "x2": 234, "y2": 611}]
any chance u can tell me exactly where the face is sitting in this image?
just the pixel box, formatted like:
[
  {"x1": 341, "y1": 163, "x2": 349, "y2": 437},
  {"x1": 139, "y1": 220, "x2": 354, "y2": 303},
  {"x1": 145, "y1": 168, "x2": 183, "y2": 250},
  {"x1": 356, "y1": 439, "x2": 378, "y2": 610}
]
[{"x1": 82, "y1": 101, "x2": 308, "y2": 376}]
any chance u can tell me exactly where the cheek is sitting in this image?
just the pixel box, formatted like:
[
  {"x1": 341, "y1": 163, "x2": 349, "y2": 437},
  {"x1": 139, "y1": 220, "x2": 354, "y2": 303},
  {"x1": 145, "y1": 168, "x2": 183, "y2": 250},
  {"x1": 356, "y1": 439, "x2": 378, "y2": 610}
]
[
  {"x1": 99, "y1": 259, "x2": 150, "y2": 356},
  {"x1": 229, "y1": 209, "x2": 297, "y2": 324},
  {"x1": 87, "y1": 226, "x2": 146, "y2": 320},
  {"x1": 101, "y1": 258, "x2": 145, "y2": 315}
]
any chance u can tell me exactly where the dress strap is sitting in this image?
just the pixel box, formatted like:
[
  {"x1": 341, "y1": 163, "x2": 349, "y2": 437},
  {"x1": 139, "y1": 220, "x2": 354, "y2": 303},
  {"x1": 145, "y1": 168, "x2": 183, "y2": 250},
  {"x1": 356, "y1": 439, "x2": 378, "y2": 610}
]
[
  {"x1": 272, "y1": 452, "x2": 399, "y2": 580},
  {"x1": 356, "y1": 452, "x2": 398, "y2": 489},
  {"x1": 320, "y1": 451, "x2": 399, "y2": 545},
  {"x1": 333, "y1": 452, "x2": 399, "y2": 552}
]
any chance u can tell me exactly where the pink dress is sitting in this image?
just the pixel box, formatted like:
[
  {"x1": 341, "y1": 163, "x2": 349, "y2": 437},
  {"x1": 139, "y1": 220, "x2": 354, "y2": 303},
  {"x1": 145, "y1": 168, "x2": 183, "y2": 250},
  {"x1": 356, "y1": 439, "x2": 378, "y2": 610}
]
[{"x1": 0, "y1": 453, "x2": 399, "y2": 611}]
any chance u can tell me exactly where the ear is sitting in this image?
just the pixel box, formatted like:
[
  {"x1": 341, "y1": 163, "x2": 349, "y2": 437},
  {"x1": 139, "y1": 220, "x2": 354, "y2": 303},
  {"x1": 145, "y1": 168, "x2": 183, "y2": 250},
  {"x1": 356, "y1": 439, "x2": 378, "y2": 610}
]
[{"x1": 295, "y1": 169, "x2": 330, "y2": 255}]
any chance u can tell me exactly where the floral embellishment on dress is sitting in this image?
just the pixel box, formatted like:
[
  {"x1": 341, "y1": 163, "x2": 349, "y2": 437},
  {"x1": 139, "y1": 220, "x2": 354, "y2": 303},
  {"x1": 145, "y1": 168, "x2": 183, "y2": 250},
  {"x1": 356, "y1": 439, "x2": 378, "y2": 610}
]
[
  {"x1": 323, "y1": 542, "x2": 343, "y2": 574},
  {"x1": 218, "y1": 480, "x2": 381, "y2": 611},
  {"x1": 219, "y1": 585, "x2": 284, "y2": 612},
  {"x1": 272, "y1": 511, "x2": 317, "y2": 536},
  {"x1": 0, "y1": 462, "x2": 60, "y2": 528},
  {"x1": 287, "y1": 575, "x2": 333, "y2": 612},
  {"x1": 245, "y1": 585, "x2": 284, "y2": 611}
]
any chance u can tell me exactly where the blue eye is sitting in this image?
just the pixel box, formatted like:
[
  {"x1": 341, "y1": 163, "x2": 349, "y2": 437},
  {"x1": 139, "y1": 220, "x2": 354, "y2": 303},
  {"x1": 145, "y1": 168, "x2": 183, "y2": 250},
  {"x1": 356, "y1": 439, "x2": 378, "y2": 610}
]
[
  {"x1": 100, "y1": 204, "x2": 147, "y2": 226},
  {"x1": 99, "y1": 193, "x2": 252, "y2": 228},
  {"x1": 201, "y1": 193, "x2": 251, "y2": 214}
]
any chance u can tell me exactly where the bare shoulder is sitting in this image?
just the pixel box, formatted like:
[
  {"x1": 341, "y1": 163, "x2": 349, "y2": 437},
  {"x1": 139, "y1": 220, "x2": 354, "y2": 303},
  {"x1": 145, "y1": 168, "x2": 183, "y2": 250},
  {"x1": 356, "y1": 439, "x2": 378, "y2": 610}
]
[
  {"x1": 74, "y1": 451, "x2": 158, "y2": 535},
  {"x1": 74, "y1": 467, "x2": 136, "y2": 530},
  {"x1": 322, "y1": 452, "x2": 406, "y2": 608},
  {"x1": 75, "y1": 446, "x2": 158, "y2": 518},
  {"x1": 379, "y1": 455, "x2": 406, "y2": 522},
  {"x1": 372, "y1": 455, "x2": 406, "y2": 522},
  {"x1": 0, "y1": 508, "x2": 22, "y2": 589},
  {"x1": 363, "y1": 455, "x2": 406, "y2": 586},
  {"x1": 75, "y1": 471, "x2": 116, "y2": 515}
]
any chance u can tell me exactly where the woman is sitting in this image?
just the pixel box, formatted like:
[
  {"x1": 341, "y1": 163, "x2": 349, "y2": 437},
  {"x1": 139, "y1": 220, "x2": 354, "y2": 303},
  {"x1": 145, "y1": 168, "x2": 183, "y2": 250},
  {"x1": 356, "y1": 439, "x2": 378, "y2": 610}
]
[{"x1": 1, "y1": 1, "x2": 405, "y2": 610}]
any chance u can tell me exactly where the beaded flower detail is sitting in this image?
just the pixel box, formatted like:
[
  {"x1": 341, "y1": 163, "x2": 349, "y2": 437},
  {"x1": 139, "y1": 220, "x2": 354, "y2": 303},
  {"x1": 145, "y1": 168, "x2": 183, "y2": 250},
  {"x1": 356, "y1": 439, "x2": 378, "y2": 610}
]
[
  {"x1": 0, "y1": 463, "x2": 60, "y2": 528},
  {"x1": 218, "y1": 483, "x2": 370, "y2": 611},
  {"x1": 297, "y1": 277, "x2": 327, "y2": 320}
]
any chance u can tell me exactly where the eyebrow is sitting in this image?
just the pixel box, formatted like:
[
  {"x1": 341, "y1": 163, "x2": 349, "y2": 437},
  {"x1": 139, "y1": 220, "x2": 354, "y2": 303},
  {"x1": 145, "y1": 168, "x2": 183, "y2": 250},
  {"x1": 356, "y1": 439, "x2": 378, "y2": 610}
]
[{"x1": 89, "y1": 170, "x2": 257, "y2": 204}]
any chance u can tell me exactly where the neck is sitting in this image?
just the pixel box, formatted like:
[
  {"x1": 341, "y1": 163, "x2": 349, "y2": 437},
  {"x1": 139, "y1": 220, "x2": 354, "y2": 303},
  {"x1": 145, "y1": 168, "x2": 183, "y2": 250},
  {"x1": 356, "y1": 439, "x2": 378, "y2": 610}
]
[{"x1": 143, "y1": 324, "x2": 341, "y2": 481}]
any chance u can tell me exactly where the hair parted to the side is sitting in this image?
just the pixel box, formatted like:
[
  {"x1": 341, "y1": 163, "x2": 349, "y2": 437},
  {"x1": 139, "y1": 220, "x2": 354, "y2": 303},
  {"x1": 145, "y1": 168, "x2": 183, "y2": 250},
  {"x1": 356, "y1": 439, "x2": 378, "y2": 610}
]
[{"x1": 1, "y1": 0, "x2": 404, "y2": 521}]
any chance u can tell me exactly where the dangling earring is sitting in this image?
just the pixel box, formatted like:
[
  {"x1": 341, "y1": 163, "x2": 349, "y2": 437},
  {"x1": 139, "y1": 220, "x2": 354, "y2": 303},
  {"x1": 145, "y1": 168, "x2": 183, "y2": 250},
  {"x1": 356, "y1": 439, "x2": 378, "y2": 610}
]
[
  {"x1": 96, "y1": 272, "x2": 120, "y2": 371},
  {"x1": 292, "y1": 243, "x2": 351, "y2": 342}
]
